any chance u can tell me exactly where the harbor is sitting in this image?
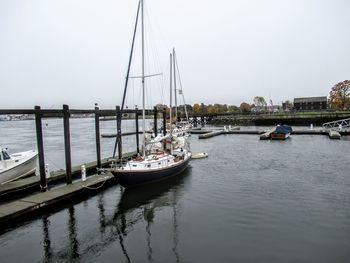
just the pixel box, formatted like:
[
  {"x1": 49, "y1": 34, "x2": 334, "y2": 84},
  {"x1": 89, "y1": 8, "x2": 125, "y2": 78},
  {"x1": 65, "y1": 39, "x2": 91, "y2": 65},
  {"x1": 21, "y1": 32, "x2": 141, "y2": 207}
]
[
  {"x1": 1, "y1": 0, "x2": 350, "y2": 261},
  {"x1": 1, "y1": 109, "x2": 349, "y2": 228},
  {"x1": 0, "y1": 117, "x2": 349, "y2": 262}
]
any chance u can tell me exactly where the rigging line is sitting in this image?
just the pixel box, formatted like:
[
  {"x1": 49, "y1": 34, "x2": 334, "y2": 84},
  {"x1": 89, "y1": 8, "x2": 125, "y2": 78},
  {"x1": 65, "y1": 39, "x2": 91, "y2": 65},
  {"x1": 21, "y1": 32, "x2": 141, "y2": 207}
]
[
  {"x1": 145, "y1": 4, "x2": 167, "y2": 107},
  {"x1": 113, "y1": 0, "x2": 141, "y2": 158},
  {"x1": 128, "y1": 73, "x2": 163, "y2": 79},
  {"x1": 145, "y1": 21, "x2": 153, "y2": 111},
  {"x1": 174, "y1": 53, "x2": 189, "y2": 121}
]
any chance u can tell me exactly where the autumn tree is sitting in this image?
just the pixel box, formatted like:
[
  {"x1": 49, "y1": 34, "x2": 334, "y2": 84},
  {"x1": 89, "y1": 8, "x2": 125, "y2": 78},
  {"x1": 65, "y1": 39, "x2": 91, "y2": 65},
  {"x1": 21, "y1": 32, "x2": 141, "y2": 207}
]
[
  {"x1": 253, "y1": 96, "x2": 267, "y2": 108},
  {"x1": 227, "y1": 105, "x2": 239, "y2": 112},
  {"x1": 329, "y1": 80, "x2": 350, "y2": 110},
  {"x1": 239, "y1": 102, "x2": 252, "y2": 113},
  {"x1": 193, "y1": 103, "x2": 201, "y2": 114},
  {"x1": 207, "y1": 105, "x2": 217, "y2": 114}
]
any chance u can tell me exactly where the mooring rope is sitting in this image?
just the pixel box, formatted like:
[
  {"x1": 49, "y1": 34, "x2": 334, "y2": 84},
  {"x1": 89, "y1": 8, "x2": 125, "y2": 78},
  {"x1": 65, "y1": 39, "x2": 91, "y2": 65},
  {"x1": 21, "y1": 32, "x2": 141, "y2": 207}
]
[{"x1": 82, "y1": 177, "x2": 109, "y2": 190}]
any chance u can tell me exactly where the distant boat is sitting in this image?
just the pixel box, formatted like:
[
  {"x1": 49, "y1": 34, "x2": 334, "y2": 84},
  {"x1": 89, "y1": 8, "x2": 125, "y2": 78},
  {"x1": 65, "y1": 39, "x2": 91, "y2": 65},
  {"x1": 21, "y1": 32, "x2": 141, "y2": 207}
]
[
  {"x1": 0, "y1": 147, "x2": 38, "y2": 184},
  {"x1": 270, "y1": 124, "x2": 292, "y2": 140}
]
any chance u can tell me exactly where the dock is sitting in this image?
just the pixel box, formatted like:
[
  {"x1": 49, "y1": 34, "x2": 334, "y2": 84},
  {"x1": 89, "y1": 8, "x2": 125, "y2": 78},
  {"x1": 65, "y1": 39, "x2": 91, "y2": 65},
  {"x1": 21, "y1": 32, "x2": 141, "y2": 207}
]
[
  {"x1": 198, "y1": 130, "x2": 224, "y2": 139},
  {"x1": 259, "y1": 129, "x2": 275, "y2": 140},
  {"x1": 0, "y1": 105, "x2": 164, "y2": 228},
  {"x1": 188, "y1": 127, "x2": 350, "y2": 140},
  {"x1": 0, "y1": 173, "x2": 115, "y2": 227},
  {"x1": 328, "y1": 130, "x2": 341, "y2": 139}
]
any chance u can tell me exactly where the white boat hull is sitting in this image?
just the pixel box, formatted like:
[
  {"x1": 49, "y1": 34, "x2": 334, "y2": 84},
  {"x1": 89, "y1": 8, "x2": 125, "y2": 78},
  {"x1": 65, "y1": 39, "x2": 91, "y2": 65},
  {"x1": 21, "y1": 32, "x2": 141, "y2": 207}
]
[{"x1": 0, "y1": 150, "x2": 38, "y2": 184}]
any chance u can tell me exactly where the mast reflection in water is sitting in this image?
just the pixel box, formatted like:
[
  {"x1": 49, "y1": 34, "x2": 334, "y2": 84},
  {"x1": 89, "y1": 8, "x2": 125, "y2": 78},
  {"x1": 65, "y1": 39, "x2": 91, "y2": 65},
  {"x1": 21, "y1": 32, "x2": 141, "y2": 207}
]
[{"x1": 32, "y1": 168, "x2": 191, "y2": 263}]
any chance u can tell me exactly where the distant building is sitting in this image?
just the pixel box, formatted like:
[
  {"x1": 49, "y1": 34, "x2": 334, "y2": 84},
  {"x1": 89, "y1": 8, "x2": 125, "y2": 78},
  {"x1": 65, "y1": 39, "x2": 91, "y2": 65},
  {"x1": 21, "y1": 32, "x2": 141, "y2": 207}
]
[
  {"x1": 282, "y1": 101, "x2": 293, "y2": 111},
  {"x1": 293, "y1": 96, "x2": 328, "y2": 111}
]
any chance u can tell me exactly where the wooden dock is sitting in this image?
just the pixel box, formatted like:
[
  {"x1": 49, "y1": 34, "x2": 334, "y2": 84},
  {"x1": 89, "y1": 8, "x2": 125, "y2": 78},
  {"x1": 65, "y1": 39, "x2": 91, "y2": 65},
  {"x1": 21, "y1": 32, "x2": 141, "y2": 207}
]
[
  {"x1": 189, "y1": 127, "x2": 350, "y2": 140},
  {"x1": 0, "y1": 173, "x2": 116, "y2": 228},
  {"x1": 259, "y1": 129, "x2": 275, "y2": 140},
  {"x1": 328, "y1": 130, "x2": 341, "y2": 139},
  {"x1": 198, "y1": 130, "x2": 224, "y2": 139}
]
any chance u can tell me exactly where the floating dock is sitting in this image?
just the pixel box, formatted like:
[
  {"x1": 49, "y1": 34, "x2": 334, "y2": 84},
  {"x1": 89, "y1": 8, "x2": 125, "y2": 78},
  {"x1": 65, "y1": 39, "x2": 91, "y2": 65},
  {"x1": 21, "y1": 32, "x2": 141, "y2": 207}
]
[
  {"x1": 189, "y1": 128, "x2": 350, "y2": 140},
  {"x1": 259, "y1": 129, "x2": 275, "y2": 140},
  {"x1": 328, "y1": 130, "x2": 341, "y2": 139},
  {"x1": 0, "y1": 173, "x2": 115, "y2": 228}
]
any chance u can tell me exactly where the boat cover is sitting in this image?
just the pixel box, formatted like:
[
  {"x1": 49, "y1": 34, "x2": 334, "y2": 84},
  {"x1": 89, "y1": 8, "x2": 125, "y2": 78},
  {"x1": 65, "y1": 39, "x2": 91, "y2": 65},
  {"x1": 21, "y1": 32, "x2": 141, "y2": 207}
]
[{"x1": 275, "y1": 125, "x2": 293, "y2": 134}]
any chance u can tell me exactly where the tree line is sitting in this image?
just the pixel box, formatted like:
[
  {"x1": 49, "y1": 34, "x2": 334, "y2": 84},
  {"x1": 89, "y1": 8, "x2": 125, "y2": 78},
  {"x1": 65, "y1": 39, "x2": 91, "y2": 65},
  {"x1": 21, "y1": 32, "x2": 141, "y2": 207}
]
[{"x1": 156, "y1": 80, "x2": 350, "y2": 115}]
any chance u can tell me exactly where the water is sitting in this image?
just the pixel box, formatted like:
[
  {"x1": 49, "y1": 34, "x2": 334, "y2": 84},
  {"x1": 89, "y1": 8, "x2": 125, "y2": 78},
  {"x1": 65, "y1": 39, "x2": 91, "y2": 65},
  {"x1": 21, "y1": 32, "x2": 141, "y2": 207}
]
[{"x1": 1, "y1": 120, "x2": 350, "y2": 262}]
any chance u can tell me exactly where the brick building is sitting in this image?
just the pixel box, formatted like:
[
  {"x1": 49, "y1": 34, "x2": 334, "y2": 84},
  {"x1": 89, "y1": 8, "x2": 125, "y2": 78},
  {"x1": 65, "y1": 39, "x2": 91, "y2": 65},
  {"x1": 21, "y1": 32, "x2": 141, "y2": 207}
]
[{"x1": 293, "y1": 96, "x2": 328, "y2": 111}]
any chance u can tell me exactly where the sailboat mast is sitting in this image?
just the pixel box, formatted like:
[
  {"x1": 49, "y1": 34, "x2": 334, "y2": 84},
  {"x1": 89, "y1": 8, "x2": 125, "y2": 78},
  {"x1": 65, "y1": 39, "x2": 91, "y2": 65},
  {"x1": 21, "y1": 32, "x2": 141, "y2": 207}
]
[
  {"x1": 173, "y1": 48, "x2": 178, "y2": 122},
  {"x1": 141, "y1": 0, "x2": 146, "y2": 157},
  {"x1": 169, "y1": 53, "x2": 173, "y2": 153},
  {"x1": 174, "y1": 53, "x2": 189, "y2": 122}
]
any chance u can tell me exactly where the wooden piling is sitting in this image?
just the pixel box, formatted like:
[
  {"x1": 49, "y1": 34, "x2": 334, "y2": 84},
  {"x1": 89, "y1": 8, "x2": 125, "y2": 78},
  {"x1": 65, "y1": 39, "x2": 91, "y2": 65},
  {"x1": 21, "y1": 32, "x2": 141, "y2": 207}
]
[
  {"x1": 34, "y1": 106, "x2": 47, "y2": 192},
  {"x1": 154, "y1": 106, "x2": 158, "y2": 137},
  {"x1": 162, "y1": 109, "x2": 166, "y2": 136},
  {"x1": 94, "y1": 105, "x2": 101, "y2": 172},
  {"x1": 135, "y1": 107, "x2": 140, "y2": 154},
  {"x1": 63, "y1": 104, "x2": 72, "y2": 184},
  {"x1": 162, "y1": 109, "x2": 166, "y2": 151},
  {"x1": 116, "y1": 106, "x2": 122, "y2": 160}
]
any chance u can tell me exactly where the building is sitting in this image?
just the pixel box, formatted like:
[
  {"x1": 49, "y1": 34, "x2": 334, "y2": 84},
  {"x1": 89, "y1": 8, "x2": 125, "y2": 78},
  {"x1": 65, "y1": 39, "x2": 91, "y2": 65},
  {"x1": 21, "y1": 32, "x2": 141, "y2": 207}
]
[{"x1": 293, "y1": 96, "x2": 328, "y2": 111}]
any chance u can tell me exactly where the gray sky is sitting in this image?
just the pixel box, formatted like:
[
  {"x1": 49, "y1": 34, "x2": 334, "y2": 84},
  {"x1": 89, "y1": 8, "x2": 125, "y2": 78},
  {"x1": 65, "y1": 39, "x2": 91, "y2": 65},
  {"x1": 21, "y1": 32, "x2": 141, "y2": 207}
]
[{"x1": 1, "y1": 0, "x2": 349, "y2": 109}]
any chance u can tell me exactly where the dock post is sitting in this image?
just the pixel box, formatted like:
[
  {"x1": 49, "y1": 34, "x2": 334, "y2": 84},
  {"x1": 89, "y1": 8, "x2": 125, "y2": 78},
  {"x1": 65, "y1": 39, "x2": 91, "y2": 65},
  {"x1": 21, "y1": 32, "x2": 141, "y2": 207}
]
[
  {"x1": 162, "y1": 108, "x2": 166, "y2": 151},
  {"x1": 135, "y1": 107, "x2": 140, "y2": 154},
  {"x1": 116, "y1": 106, "x2": 122, "y2": 161},
  {"x1": 162, "y1": 108, "x2": 166, "y2": 136},
  {"x1": 154, "y1": 106, "x2": 158, "y2": 137},
  {"x1": 35, "y1": 106, "x2": 47, "y2": 192},
  {"x1": 63, "y1": 104, "x2": 72, "y2": 185},
  {"x1": 94, "y1": 104, "x2": 101, "y2": 173}
]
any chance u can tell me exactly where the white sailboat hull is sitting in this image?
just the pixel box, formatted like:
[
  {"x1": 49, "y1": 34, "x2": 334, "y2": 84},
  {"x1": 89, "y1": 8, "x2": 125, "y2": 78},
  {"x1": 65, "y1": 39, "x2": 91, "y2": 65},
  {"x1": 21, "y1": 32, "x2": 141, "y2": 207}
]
[{"x1": 0, "y1": 150, "x2": 38, "y2": 184}]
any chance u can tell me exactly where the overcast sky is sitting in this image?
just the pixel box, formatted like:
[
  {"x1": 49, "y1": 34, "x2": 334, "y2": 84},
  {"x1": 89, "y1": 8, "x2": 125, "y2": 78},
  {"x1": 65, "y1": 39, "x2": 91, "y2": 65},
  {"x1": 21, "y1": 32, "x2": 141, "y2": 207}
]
[{"x1": 1, "y1": 0, "x2": 349, "y2": 109}]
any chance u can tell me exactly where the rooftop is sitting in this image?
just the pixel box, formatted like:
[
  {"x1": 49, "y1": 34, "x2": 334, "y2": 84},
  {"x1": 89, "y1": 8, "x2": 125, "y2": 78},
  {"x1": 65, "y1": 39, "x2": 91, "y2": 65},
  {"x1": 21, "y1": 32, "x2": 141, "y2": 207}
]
[{"x1": 294, "y1": 96, "x2": 327, "y2": 103}]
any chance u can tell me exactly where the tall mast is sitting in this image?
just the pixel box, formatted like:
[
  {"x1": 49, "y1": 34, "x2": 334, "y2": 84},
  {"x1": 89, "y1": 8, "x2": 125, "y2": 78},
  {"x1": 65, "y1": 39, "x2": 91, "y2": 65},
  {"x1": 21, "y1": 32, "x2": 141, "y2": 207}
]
[
  {"x1": 174, "y1": 53, "x2": 189, "y2": 122},
  {"x1": 173, "y1": 48, "x2": 178, "y2": 122},
  {"x1": 169, "y1": 53, "x2": 173, "y2": 153},
  {"x1": 141, "y1": 0, "x2": 146, "y2": 157},
  {"x1": 112, "y1": 0, "x2": 141, "y2": 158}
]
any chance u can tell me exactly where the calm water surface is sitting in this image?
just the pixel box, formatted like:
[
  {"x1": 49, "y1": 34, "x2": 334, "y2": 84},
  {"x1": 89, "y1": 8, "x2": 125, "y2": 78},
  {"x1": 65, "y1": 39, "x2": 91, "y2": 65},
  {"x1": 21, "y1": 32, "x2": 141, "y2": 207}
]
[{"x1": 0, "y1": 120, "x2": 350, "y2": 262}]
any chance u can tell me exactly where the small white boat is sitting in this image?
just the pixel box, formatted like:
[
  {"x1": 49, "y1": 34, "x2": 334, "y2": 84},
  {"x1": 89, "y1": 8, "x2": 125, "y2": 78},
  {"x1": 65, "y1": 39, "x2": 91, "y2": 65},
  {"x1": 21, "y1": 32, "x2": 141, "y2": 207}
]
[
  {"x1": 0, "y1": 147, "x2": 38, "y2": 184},
  {"x1": 191, "y1": 152, "x2": 208, "y2": 159}
]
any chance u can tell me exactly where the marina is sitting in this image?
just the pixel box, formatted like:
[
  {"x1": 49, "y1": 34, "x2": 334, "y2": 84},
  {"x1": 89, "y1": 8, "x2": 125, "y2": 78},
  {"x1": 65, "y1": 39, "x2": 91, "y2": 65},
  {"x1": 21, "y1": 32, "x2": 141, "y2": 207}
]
[
  {"x1": 1, "y1": 0, "x2": 350, "y2": 262},
  {"x1": 0, "y1": 119, "x2": 349, "y2": 262}
]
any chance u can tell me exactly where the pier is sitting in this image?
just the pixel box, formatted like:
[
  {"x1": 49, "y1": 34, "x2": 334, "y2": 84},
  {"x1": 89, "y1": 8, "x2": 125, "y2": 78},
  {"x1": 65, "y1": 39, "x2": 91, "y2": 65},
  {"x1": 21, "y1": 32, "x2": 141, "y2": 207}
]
[
  {"x1": 188, "y1": 127, "x2": 350, "y2": 140},
  {"x1": 0, "y1": 105, "x2": 164, "y2": 227}
]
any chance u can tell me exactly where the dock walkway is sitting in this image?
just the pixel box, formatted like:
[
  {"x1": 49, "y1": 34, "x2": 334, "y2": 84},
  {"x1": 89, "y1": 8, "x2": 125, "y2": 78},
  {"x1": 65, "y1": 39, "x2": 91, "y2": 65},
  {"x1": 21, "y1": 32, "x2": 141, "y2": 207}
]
[
  {"x1": 0, "y1": 157, "x2": 110, "y2": 200},
  {"x1": 0, "y1": 173, "x2": 115, "y2": 227}
]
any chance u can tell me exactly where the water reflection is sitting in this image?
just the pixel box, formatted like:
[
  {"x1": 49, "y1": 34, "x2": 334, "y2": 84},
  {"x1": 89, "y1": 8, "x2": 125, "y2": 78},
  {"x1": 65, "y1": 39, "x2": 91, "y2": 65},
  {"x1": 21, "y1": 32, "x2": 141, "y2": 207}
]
[
  {"x1": 112, "y1": 170, "x2": 190, "y2": 262},
  {"x1": 68, "y1": 206, "x2": 79, "y2": 260},
  {"x1": 39, "y1": 169, "x2": 190, "y2": 262},
  {"x1": 42, "y1": 216, "x2": 52, "y2": 263}
]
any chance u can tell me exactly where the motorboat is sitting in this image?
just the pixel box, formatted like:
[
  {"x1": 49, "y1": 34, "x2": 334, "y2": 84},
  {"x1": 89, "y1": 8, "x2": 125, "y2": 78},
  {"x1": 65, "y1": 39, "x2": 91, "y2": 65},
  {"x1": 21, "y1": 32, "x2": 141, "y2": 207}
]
[
  {"x1": 270, "y1": 124, "x2": 293, "y2": 140},
  {"x1": 0, "y1": 147, "x2": 38, "y2": 184}
]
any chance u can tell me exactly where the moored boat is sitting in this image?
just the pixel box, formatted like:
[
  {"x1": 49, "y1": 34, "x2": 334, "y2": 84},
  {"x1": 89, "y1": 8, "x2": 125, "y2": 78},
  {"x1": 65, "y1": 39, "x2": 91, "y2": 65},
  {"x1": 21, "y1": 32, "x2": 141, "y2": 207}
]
[
  {"x1": 0, "y1": 147, "x2": 38, "y2": 184},
  {"x1": 110, "y1": 0, "x2": 191, "y2": 188},
  {"x1": 270, "y1": 124, "x2": 292, "y2": 140}
]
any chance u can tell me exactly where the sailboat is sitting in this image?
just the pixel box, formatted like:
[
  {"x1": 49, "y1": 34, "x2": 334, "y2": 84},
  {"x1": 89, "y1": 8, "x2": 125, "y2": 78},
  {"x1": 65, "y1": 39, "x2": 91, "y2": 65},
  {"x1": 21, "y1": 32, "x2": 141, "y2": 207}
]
[{"x1": 111, "y1": 0, "x2": 191, "y2": 188}]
